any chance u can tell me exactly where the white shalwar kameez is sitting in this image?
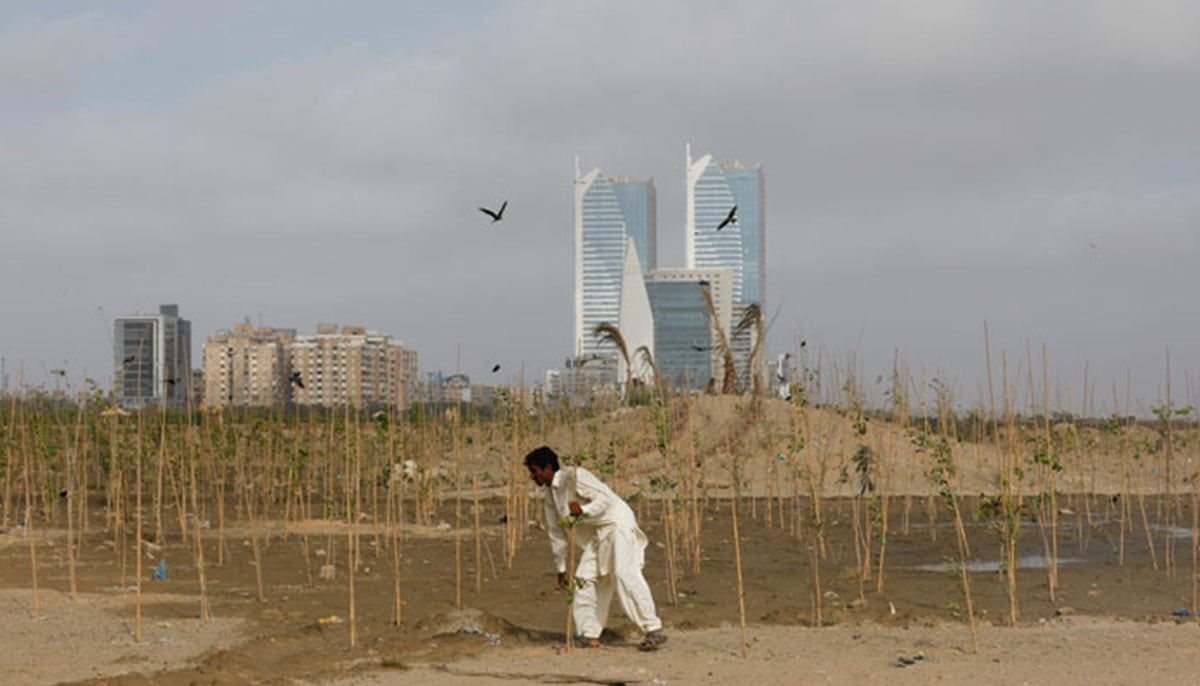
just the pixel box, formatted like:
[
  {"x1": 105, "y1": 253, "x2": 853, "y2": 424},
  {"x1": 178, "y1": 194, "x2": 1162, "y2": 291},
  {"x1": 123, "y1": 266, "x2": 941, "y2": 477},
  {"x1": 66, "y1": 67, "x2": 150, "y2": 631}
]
[{"x1": 543, "y1": 466, "x2": 663, "y2": 640}]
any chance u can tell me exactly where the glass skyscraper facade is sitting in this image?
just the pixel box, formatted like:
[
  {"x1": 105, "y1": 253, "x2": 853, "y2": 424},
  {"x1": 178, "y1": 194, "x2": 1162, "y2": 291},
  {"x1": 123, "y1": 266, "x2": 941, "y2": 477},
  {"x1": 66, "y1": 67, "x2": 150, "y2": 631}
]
[
  {"x1": 574, "y1": 165, "x2": 657, "y2": 358},
  {"x1": 686, "y1": 146, "x2": 765, "y2": 391},
  {"x1": 114, "y1": 303, "x2": 192, "y2": 408},
  {"x1": 686, "y1": 148, "x2": 765, "y2": 307}
]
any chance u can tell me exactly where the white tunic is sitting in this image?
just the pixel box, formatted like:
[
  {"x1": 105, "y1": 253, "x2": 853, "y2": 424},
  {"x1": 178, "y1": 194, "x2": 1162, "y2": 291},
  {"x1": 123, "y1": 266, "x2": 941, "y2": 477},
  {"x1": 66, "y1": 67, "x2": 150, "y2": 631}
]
[
  {"x1": 541, "y1": 465, "x2": 662, "y2": 636},
  {"x1": 543, "y1": 466, "x2": 644, "y2": 576}
]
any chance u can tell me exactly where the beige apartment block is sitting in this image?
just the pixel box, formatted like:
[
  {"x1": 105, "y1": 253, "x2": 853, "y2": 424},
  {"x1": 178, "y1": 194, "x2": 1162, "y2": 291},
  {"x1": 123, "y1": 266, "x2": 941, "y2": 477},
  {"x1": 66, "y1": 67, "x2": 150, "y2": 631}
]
[
  {"x1": 290, "y1": 324, "x2": 413, "y2": 408},
  {"x1": 202, "y1": 323, "x2": 295, "y2": 407}
]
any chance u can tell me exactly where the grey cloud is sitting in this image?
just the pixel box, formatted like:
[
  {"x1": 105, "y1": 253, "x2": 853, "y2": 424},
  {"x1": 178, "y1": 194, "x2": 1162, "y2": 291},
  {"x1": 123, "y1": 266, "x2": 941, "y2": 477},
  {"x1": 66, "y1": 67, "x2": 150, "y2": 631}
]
[{"x1": 2, "y1": 1, "x2": 1198, "y2": 410}]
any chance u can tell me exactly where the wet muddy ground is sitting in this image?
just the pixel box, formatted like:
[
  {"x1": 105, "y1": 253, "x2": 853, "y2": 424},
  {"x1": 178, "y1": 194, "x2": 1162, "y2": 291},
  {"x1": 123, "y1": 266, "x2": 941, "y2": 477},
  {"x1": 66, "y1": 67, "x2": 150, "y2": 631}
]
[{"x1": 1, "y1": 491, "x2": 1195, "y2": 684}]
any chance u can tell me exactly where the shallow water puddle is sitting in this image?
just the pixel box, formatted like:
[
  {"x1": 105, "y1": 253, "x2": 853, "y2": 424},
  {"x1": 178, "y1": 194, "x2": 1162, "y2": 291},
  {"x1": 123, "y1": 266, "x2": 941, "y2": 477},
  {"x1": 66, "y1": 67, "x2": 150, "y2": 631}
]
[{"x1": 910, "y1": 554, "x2": 1083, "y2": 573}]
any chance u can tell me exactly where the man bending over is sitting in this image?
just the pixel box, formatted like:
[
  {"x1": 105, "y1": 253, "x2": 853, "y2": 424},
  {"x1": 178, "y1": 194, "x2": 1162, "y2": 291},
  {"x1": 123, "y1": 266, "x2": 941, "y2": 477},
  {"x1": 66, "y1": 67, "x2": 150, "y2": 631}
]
[{"x1": 524, "y1": 445, "x2": 667, "y2": 651}]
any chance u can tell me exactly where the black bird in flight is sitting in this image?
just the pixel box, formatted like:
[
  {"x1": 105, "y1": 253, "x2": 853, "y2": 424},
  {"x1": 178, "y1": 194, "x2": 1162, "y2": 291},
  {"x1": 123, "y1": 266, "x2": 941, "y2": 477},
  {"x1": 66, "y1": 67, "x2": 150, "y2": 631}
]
[
  {"x1": 50, "y1": 369, "x2": 66, "y2": 377},
  {"x1": 716, "y1": 205, "x2": 737, "y2": 231},
  {"x1": 479, "y1": 201, "x2": 507, "y2": 223},
  {"x1": 165, "y1": 378, "x2": 178, "y2": 386},
  {"x1": 492, "y1": 364, "x2": 501, "y2": 373},
  {"x1": 698, "y1": 279, "x2": 710, "y2": 287},
  {"x1": 690, "y1": 345, "x2": 711, "y2": 352},
  {"x1": 122, "y1": 355, "x2": 136, "y2": 366},
  {"x1": 799, "y1": 339, "x2": 807, "y2": 349},
  {"x1": 289, "y1": 372, "x2": 305, "y2": 389}
]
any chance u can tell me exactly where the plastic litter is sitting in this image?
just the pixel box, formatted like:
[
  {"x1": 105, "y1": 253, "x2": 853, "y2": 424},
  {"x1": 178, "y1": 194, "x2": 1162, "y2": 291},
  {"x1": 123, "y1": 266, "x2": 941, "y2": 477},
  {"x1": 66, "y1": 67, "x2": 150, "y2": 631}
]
[{"x1": 318, "y1": 615, "x2": 345, "y2": 625}]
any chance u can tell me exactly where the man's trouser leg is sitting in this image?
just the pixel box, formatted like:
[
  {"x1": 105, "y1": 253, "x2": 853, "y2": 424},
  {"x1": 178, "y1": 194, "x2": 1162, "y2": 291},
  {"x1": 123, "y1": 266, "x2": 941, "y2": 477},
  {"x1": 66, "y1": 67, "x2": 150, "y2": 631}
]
[
  {"x1": 611, "y1": 528, "x2": 662, "y2": 632},
  {"x1": 572, "y1": 549, "x2": 613, "y2": 639}
]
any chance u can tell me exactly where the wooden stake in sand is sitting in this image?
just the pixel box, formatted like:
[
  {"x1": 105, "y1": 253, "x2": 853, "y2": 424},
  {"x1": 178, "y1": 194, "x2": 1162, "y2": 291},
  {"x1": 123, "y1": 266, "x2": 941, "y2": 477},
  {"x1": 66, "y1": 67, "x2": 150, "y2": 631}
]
[
  {"x1": 473, "y1": 471, "x2": 483, "y2": 593},
  {"x1": 20, "y1": 402, "x2": 40, "y2": 619},
  {"x1": 730, "y1": 455, "x2": 748, "y2": 659},
  {"x1": 135, "y1": 418, "x2": 144, "y2": 643}
]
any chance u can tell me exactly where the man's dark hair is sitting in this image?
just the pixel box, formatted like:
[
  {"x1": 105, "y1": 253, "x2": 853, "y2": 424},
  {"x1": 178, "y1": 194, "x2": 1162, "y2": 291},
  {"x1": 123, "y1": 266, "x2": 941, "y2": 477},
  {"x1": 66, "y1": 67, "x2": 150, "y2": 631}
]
[{"x1": 524, "y1": 445, "x2": 560, "y2": 471}]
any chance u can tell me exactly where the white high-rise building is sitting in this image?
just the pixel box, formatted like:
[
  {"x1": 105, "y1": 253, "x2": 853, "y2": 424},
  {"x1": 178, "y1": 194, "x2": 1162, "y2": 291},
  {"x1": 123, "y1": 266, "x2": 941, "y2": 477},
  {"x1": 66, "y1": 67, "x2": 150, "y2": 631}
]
[
  {"x1": 573, "y1": 161, "x2": 657, "y2": 360},
  {"x1": 685, "y1": 144, "x2": 765, "y2": 306},
  {"x1": 685, "y1": 145, "x2": 766, "y2": 388}
]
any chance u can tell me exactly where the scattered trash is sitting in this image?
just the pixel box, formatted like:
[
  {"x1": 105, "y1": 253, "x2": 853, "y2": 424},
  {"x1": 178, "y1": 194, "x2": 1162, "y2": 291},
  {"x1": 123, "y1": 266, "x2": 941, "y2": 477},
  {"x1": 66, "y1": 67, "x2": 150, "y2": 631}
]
[
  {"x1": 152, "y1": 559, "x2": 168, "y2": 580},
  {"x1": 894, "y1": 653, "x2": 925, "y2": 668},
  {"x1": 318, "y1": 615, "x2": 345, "y2": 626},
  {"x1": 1171, "y1": 608, "x2": 1195, "y2": 617}
]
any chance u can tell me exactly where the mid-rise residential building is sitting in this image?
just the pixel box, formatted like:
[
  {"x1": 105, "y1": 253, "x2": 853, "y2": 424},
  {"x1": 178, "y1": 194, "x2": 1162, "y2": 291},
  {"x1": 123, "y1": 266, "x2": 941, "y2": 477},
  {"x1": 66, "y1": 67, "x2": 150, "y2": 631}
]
[
  {"x1": 202, "y1": 323, "x2": 295, "y2": 407},
  {"x1": 114, "y1": 304, "x2": 191, "y2": 408},
  {"x1": 290, "y1": 324, "x2": 409, "y2": 408},
  {"x1": 200, "y1": 321, "x2": 415, "y2": 408}
]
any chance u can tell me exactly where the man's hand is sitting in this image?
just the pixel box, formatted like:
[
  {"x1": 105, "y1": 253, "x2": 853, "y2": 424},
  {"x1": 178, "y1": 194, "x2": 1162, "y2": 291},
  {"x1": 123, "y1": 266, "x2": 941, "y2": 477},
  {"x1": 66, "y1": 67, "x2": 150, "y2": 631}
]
[
  {"x1": 557, "y1": 571, "x2": 569, "y2": 589},
  {"x1": 568, "y1": 500, "x2": 583, "y2": 517}
]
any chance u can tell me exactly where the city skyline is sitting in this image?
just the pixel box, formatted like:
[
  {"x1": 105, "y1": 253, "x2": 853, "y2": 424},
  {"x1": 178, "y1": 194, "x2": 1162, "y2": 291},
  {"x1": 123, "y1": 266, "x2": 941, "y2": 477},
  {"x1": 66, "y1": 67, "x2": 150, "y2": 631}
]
[{"x1": 3, "y1": 3, "x2": 1199, "y2": 414}]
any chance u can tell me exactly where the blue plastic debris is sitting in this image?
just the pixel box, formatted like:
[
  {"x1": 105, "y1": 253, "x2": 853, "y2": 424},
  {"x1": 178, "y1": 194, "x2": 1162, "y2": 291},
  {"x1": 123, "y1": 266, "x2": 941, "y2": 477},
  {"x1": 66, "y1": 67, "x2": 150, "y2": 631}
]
[
  {"x1": 1171, "y1": 608, "x2": 1191, "y2": 617},
  {"x1": 153, "y1": 559, "x2": 168, "y2": 580}
]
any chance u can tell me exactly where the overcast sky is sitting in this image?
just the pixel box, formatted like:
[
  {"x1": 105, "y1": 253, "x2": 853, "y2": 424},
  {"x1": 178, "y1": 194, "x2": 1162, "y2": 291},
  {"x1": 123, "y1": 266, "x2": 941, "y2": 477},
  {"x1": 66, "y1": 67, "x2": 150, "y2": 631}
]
[{"x1": 2, "y1": 1, "x2": 1198, "y2": 415}]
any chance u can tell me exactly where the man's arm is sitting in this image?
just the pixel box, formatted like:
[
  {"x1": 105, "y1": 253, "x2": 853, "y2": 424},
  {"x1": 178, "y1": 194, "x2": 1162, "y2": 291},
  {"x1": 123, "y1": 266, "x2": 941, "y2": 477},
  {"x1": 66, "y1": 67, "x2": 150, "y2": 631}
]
[
  {"x1": 573, "y1": 467, "x2": 612, "y2": 519},
  {"x1": 544, "y1": 493, "x2": 569, "y2": 575}
]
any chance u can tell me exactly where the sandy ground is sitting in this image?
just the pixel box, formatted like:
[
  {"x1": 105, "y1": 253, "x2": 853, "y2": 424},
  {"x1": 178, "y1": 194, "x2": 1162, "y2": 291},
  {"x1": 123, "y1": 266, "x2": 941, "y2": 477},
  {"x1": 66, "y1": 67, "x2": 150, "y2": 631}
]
[
  {"x1": 0, "y1": 398, "x2": 1193, "y2": 684},
  {"x1": 335, "y1": 617, "x2": 1200, "y2": 686},
  {"x1": 0, "y1": 588, "x2": 244, "y2": 685}
]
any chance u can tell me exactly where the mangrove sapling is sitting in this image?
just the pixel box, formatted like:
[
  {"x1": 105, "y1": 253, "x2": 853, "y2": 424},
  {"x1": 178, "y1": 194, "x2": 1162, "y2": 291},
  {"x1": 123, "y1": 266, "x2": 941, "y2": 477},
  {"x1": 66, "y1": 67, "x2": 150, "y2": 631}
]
[
  {"x1": 135, "y1": 416, "x2": 144, "y2": 642},
  {"x1": 1190, "y1": 470, "x2": 1199, "y2": 618},
  {"x1": 473, "y1": 470, "x2": 483, "y2": 592},
  {"x1": 66, "y1": 404, "x2": 81, "y2": 601},
  {"x1": 651, "y1": 394, "x2": 680, "y2": 605},
  {"x1": 729, "y1": 448, "x2": 748, "y2": 658},
  {"x1": 453, "y1": 411, "x2": 463, "y2": 610},
  {"x1": 984, "y1": 325, "x2": 1020, "y2": 627},
  {"x1": 187, "y1": 419, "x2": 211, "y2": 622},
  {"x1": 1043, "y1": 345, "x2": 1060, "y2": 593},
  {"x1": 558, "y1": 507, "x2": 588, "y2": 654},
  {"x1": 874, "y1": 438, "x2": 891, "y2": 594},
  {"x1": 20, "y1": 402, "x2": 40, "y2": 618},
  {"x1": 2, "y1": 391, "x2": 15, "y2": 528},
  {"x1": 929, "y1": 434, "x2": 979, "y2": 654}
]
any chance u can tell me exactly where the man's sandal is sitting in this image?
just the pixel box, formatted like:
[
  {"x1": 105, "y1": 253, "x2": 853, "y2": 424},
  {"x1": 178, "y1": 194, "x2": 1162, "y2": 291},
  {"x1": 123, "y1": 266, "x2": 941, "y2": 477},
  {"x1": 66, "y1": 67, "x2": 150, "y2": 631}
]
[{"x1": 637, "y1": 631, "x2": 668, "y2": 651}]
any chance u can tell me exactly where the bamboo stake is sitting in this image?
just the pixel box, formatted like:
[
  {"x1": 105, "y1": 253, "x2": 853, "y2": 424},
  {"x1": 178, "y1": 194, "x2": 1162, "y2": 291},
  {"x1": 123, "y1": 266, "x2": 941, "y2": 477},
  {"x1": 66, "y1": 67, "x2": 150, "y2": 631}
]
[
  {"x1": 454, "y1": 413, "x2": 463, "y2": 610},
  {"x1": 731, "y1": 455, "x2": 748, "y2": 658},
  {"x1": 135, "y1": 419, "x2": 143, "y2": 643},
  {"x1": 188, "y1": 421, "x2": 211, "y2": 622},
  {"x1": 473, "y1": 471, "x2": 483, "y2": 592},
  {"x1": 21, "y1": 404, "x2": 40, "y2": 619}
]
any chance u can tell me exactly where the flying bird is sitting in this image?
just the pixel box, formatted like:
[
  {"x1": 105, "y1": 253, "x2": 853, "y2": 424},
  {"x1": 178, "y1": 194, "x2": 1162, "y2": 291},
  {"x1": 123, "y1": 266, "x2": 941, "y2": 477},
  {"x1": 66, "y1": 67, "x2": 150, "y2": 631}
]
[
  {"x1": 799, "y1": 340, "x2": 807, "y2": 349},
  {"x1": 716, "y1": 206, "x2": 737, "y2": 231},
  {"x1": 690, "y1": 345, "x2": 711, "y2": 352},
  {"x1": 50, "y1": 369, "x2": 66, "y2": 377},
  {"x1": 289, "y1": 372, "x2": 305, "y2": 389},
  {"x1": 479, "y1": 201, "x2": 508, "y2": 223},
  {"x1": 122, "y1": 356, "x2": 136, "y2": 366},
  {"x1": 698, "y1": 279, "x2": 710, "y2": 287},
  {"x1": 492, "y1": 364, "x2": 501, "y2": 373}
]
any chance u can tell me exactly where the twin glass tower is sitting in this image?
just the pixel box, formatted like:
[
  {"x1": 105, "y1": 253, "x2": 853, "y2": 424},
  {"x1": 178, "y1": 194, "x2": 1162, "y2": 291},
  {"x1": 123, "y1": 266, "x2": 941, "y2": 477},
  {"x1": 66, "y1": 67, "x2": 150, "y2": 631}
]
[{"x1": 573, "y1": 145, "x2": 765, "y2": 390}]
